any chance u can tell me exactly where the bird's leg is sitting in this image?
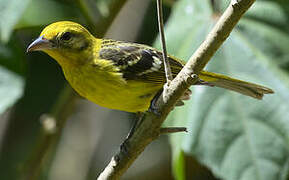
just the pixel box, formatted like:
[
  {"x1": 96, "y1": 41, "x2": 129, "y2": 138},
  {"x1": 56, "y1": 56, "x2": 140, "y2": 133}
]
[
  {"x1": 148, "y1": 90, "x2": 163, "y2": 115},
  {"x1": 120, "y1": 112, "x2": 144, "y2": 153},
  {"x1": 127, "y1": 112, "x2": 144, "y2": 139}
]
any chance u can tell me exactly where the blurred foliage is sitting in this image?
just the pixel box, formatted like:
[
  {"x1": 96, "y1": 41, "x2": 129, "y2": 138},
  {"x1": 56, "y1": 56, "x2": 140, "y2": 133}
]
[
  {"x1": 16, "y1": 0, "x2": 83, "y2": 29},
  {"x1": 0, "y1": 0, "x2": 31, "y2": 42},
  {"x1": 0, "y1": 65, "x2": 23, "y2": 114},
  {"x1": 0, "y1": 0, "x2": 288, "y2": 179}
]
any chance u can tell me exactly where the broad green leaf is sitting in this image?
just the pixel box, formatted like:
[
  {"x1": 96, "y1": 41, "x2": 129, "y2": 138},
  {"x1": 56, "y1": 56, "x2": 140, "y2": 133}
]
[
  {"x1": 245, "y1": 1, "x2": 288, "y2": 29},
  {"x1": 220, "y1": 1, "x2": 288, "y2": 30},
  {"x1": 238, "y1": 19, "x2": 289, "y2": 65},
  {"x1": 0, "y1": 0, "x2": 31, "y2": 42},
  {"x1": 0, "y1": 66, "x2": 24, "y2": 114},
  {"x1": 161, "y1": 0, "x2": 289, "y2": 179},
  {"x1": 240, "y1": 1, "x2": 289, "y2": 65},
  {"x1": 222, "y1": 1, "x2": 289, "y2": 65}
]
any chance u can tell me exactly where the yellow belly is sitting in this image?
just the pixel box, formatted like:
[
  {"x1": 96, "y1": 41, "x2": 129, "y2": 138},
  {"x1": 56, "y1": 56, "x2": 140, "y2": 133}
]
[{"x1": 63, "y1": 65, "x2": 162, "y2": 112}]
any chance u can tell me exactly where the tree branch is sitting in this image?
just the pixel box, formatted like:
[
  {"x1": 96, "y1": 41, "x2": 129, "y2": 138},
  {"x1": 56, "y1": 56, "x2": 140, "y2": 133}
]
[{"x1": 97, "y1": 0, "x2": 256, "y2": 179}]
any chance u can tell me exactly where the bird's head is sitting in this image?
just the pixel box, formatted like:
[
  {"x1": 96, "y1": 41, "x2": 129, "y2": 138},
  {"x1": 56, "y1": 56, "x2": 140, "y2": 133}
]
[{"x1": 27, "y1": 21, "x2": 96, "y2": 66}]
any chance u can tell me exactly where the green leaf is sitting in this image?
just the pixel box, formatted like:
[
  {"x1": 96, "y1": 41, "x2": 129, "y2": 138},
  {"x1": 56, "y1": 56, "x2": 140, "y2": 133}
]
[
  {"x1": 161, "y1": 0, "x2": 289, "y2": 179},
  {"x1": 0, "y1": 66, "x2": 24, "y2": 114},
  {"x1": 238, "y1": 19, "x2": 289, "y2": 65},
  {"x1": 0, "y1": 0, "x2": 31, "y2": 42},
  {"x1": 240, "y1": 0, "x2": 289, "y2": 66},
  {"x1": 245, "y1": 1, "x2": 288, "y2": 29}
]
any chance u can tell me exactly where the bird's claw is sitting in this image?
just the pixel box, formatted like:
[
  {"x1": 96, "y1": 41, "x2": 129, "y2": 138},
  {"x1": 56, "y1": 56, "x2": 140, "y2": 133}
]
[{"x1": 120, "y1": 138, "x2": 130, "y2": 154}]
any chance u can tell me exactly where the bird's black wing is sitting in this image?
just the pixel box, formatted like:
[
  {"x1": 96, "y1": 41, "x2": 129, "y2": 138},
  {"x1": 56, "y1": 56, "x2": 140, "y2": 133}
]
[{"x1": 99, "y1": 40, "x2": 184, "y2": 84}]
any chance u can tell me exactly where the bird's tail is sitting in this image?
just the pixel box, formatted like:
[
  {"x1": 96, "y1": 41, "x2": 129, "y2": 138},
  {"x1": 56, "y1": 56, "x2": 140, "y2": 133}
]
[{"x1": 198, "y1": 71, "x2": 274, "y2": 99}]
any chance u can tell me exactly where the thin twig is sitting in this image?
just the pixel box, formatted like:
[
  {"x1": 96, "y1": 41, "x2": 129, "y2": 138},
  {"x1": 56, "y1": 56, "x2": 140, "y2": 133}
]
[
  {"x1": 98, "y1": 0, "x2": 256, "y2": 179},
  {"x1": 157, "y1": 0, "x2": 173, "y2": 82},
  {"x1": 160, "y1": 127, "x2": 187, "y2": 134}
]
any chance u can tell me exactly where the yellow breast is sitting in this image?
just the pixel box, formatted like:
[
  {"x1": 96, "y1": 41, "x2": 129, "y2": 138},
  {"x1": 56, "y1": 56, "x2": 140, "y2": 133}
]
[{"x1": 62, "y1": 64, "x2": 162, "y2": 112}]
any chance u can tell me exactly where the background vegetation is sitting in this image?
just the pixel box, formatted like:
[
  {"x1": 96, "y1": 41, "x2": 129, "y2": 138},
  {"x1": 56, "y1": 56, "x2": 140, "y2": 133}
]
[{"x1": 0, "y1": 0, "x2": 288, "y2": 179}]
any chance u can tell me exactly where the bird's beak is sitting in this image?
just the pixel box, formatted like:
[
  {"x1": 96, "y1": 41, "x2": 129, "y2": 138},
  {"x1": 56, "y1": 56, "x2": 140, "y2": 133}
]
[{"x1": 26, "y1": 35, "x2": 53, "y2": 53}]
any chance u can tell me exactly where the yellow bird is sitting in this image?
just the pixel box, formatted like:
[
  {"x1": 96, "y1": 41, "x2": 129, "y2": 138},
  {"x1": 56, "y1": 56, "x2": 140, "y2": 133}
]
[{"x1": 27, "y1": 21, "x2": 273, "y2": 113}]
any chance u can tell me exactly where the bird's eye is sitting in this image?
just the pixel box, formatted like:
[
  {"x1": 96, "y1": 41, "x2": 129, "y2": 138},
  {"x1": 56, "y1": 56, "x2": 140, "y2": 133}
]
[{"x1": 60, "y1": 32, "x2": 72, "y2": 41}]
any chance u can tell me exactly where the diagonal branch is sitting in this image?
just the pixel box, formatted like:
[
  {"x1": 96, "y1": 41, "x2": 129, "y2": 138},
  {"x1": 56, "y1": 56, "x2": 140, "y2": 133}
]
[{"x1": 97, "y1": 0, "x2": 256, "y2": 179}]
